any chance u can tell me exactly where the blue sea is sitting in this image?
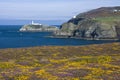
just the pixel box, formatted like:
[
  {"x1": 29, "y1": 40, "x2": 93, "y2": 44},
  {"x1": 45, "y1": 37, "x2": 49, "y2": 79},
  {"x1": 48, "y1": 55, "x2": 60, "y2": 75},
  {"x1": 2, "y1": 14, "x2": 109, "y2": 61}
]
[{"x1": 0, "y1": 25, "x2": 119, "y2": 49}]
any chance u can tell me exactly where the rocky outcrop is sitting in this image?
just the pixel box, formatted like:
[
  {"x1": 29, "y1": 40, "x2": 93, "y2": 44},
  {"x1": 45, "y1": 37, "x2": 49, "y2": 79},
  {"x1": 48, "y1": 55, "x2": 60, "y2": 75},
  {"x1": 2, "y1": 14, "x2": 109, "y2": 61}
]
[
  {"x1": 54, "y1": 22, "x2": 77, "y2": 37},
  {"x1": 75, "y1": 19, "x2": 118, "y2": 40},
  {"x1": 19, "y1": 24, "x2": 59, "y2": 32},
  {"x1": 54, "y1": 6, "x2": 120, "y2": 40}
]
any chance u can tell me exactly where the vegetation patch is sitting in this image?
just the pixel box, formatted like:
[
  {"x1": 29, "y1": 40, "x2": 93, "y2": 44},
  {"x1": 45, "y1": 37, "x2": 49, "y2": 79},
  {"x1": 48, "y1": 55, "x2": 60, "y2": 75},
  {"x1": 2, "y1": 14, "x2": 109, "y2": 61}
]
[{"x1": 0, "y1": 42, "x2": 120, "y2": 80}]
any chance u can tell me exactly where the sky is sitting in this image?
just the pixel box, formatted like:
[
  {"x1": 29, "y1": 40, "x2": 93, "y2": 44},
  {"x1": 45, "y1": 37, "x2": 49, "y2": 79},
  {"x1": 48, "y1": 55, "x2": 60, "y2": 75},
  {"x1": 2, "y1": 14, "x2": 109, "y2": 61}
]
[{"x1": 0, "y1": 0, "x2": 120, "y2": 25}]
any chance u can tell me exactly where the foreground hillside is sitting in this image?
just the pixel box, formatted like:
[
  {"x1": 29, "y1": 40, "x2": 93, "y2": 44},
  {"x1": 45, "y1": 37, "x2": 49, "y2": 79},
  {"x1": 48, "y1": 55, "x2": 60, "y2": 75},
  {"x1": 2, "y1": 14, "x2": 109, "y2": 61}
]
[{"x1": 0, "y1": 43, "x2": 120, "y2": 80}]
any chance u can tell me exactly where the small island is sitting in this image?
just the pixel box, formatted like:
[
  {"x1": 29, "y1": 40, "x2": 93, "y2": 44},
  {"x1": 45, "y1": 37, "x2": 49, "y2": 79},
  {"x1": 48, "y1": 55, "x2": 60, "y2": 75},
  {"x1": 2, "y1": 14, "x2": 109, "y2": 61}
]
[{"x1": 19, "y1": 21, "x2": 59, "y2": 32}]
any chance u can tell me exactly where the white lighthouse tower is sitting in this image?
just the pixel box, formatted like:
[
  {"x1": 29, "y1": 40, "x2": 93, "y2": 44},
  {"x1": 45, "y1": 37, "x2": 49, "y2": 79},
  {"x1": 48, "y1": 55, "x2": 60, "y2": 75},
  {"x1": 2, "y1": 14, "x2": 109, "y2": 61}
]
[
  {"x1": 31, "y1": 20, "x2": 41, "y2": 25},
  {"x1": 31, "y1": 21, "x2": 34, "y2": 25}
]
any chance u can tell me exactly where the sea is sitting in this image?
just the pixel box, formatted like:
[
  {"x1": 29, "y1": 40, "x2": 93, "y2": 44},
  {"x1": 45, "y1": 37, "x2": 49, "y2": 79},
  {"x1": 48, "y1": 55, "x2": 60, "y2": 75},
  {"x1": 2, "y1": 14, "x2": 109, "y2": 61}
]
[{"x1": 0, "y1": 25, "x2": 119, "y2": 49}]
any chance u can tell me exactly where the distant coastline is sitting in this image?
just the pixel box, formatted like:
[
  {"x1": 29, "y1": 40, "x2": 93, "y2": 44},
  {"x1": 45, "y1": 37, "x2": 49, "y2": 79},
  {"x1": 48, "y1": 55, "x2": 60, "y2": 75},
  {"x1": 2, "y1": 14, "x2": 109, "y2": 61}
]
[{"x1": 53, "y1": 6, "x2": 120, "y2": 40}]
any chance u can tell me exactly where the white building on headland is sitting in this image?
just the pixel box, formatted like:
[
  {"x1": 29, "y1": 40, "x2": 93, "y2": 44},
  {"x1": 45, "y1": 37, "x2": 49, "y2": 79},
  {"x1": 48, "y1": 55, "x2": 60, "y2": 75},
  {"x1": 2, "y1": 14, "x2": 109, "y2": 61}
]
[
  {"x1": 113, "y1": 9, "x2": 120, "y2": 12},
  {"x1": 73, "y1": 16, "x2": 76, "y2": 18},
  {"x1": 31, "y1": 21, "x2": 42, "y2": 25}
]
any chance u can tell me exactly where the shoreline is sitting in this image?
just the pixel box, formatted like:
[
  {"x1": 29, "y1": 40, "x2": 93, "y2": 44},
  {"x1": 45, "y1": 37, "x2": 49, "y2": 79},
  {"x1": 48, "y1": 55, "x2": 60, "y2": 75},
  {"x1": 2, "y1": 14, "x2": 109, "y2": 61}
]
[
  {"x1": 0, "y1": 42, "x2": 119, "y2": 50},
  {"x1": 46, "y1": 36, "x2": 119, "y2": 41}
]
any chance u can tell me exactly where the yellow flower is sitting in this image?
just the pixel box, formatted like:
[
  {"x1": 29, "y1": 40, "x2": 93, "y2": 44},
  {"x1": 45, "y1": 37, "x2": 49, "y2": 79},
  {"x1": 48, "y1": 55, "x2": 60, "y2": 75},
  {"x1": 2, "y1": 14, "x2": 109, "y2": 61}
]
[
  {"x1": 35, "y1": 69, "x2": 46, "y2": 75},
  {"x1": 14, "y1": 75, "x2": 29, "y2": 80}
]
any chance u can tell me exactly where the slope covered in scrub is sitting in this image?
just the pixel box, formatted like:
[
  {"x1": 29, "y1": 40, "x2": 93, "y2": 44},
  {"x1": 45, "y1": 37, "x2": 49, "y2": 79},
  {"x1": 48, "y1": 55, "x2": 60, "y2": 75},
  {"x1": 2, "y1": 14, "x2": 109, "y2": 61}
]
[{"x1": 0, "y1": 43, "x2": 120, "y2": 80}]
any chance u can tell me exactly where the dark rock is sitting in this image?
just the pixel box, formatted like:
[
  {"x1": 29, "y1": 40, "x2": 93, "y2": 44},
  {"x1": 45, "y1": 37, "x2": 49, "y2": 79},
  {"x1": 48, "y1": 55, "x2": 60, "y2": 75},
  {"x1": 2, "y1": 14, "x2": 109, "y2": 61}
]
[
  {"x1": 76, "y1": 19, "x2": 117, "y2": 40},
  {"x1": 54, "y1": 22, "x2": 77, "y2": 37}
]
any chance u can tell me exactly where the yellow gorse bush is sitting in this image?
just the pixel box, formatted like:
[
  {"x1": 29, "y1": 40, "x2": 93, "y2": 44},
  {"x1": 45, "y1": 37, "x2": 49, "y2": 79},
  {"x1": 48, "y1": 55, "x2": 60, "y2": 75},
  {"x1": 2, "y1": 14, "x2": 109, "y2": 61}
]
[
  {"x1": 14, "y1": 75, "x2": 29, "y2": 80},
  {"x1": 98, "y1": 56, "x2": 112, "y2": 64},
  {"x1": 0, "y1": 62, "x2": 15, "y2": 69}
]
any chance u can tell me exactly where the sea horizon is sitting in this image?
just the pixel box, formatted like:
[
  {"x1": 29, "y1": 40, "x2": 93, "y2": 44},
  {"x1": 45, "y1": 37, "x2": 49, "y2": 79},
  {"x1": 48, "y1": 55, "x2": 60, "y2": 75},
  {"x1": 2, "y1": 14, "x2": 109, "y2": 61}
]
[{"x1": 0, "y1": 19, "x2": 67, "y2": 25}]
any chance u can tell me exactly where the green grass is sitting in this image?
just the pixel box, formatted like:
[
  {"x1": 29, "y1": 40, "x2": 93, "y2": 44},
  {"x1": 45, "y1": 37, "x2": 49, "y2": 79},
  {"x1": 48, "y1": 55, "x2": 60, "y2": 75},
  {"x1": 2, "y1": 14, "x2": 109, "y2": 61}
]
[
  {"x1": 94, "y1": 16, "x2": 120, "y2": 24},
  {"x1": 0, "y1": 43, "x2": 120, "y2": 80}
]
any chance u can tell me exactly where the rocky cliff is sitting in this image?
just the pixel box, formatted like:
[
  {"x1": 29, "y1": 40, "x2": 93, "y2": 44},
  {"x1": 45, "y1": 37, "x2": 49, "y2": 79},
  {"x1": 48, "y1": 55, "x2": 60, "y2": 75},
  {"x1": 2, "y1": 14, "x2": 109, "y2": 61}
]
[
  {"x1": 54, "y1": 6, "x2": 120, "y2": 40},
  {"x1": 20, "y1": 24, "x2": 59, "y2": 32}
]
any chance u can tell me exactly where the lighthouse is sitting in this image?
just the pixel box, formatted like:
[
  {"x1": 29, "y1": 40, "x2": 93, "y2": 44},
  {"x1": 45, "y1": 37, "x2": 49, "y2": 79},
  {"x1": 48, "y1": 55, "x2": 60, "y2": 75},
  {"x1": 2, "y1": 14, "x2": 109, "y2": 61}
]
[
  {"x1": 31, "y1": 21, "x2": 41, "y2": 25},
  {"x1": 31, "y1": 21, "x2": 34, "y2": 25}
]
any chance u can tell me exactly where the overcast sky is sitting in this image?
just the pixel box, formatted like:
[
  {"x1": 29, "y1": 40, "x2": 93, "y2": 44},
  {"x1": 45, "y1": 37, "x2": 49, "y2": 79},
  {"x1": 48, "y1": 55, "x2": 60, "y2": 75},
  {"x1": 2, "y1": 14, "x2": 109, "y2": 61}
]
[{"x1": 0, "y1": 0, "x2": 120, "y2": 20}]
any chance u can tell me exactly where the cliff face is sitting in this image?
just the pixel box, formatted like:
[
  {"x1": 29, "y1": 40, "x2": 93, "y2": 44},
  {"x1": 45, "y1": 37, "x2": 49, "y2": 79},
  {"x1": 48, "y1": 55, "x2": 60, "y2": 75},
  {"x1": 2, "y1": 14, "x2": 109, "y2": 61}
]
[
  {"x1": 20, "y1": 24, "x2": 59, "y2": 32},
  {"x1": 54, "y1": 6, "x2": 120, "y2": 40},
  {"x1": 75, "y1": 19, "x2": 117, "y2": 39}
]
